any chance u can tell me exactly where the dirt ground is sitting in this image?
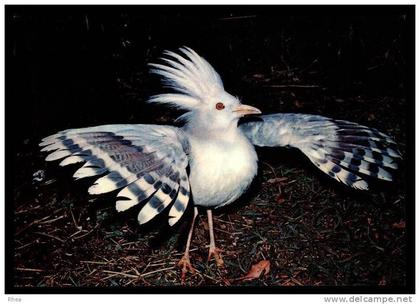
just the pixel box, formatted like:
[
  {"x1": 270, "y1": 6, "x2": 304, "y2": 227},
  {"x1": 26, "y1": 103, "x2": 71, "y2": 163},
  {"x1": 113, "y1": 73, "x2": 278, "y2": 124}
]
[{"x1": 11, "y1": 89, "x2": 409, "y2": 289}]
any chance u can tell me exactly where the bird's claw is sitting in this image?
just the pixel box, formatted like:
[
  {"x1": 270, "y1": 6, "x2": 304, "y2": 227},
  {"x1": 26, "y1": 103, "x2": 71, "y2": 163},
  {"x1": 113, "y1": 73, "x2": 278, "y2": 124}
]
[
  {"x1": 178, "y1": 255, "x2": 195, "y2": 282},
  {"x1": 208, "y1": 247, "x2": 224, "y2": 267}
]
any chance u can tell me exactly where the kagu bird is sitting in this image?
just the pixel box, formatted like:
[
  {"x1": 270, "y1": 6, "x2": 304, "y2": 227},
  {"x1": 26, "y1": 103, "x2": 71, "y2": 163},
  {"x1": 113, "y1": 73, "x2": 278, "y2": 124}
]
[{"x1": 40, "y1": 47, "x2": 401, "y2": 280}]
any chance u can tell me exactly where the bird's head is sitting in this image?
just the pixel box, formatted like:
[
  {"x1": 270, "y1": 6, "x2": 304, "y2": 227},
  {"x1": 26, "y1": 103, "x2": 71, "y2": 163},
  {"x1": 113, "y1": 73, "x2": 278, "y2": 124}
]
[{"x1": 147, "y1": 47, "x2": 261, "y2": 133}]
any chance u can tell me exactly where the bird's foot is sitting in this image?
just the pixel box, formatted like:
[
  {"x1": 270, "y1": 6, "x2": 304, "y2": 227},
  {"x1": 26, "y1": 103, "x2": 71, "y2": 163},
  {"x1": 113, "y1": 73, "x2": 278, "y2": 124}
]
[
  {"x1": 178, "y1": 254, "x2": 195, "y2": 282},
  {"x1": 208, "y1": 247, "x2": 224, "y2": 267}
]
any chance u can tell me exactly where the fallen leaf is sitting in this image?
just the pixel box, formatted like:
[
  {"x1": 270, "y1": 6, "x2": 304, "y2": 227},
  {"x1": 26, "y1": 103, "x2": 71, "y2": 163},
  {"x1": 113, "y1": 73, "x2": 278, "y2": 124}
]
[
  {"x1": 392, "y1": 220, "x2": 406, "y2": 229},
  {"x1": 237, "y1": 260, "x2": 270, "y2": 281},
  {"x1": 276, "y1": 195, "x2": 285, "y2": 204}
]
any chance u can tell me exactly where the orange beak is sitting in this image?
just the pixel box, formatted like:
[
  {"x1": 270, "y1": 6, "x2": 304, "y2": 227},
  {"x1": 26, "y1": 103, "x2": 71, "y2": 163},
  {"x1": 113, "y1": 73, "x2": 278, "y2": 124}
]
[{"x1": 233, "y1": 104, "x2": 262, "y2": 116}]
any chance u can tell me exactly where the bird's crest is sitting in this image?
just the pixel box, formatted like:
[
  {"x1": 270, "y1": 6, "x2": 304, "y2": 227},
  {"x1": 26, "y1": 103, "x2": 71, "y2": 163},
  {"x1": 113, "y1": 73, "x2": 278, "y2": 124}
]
[{"x1": 147, "y1": 47, "x2": 225, "y2": 110}]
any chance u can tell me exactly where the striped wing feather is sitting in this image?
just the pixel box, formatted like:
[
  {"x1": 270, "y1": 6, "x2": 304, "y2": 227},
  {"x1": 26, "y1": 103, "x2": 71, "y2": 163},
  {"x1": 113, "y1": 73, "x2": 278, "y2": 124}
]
[
  {"x1": 40, "y1": 124, "x2": 191, "y2": 226},
  {"x1": 240, "y1": 113, "x2": 401, "y2": 190}
]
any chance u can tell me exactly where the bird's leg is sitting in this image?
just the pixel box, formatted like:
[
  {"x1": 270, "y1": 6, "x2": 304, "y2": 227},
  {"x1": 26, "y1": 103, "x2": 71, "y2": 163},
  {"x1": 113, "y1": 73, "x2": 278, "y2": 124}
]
[
  {"x1": 178, "y1": 206, "x2": 198, "y2": 282},
  {"x1": 207, "y1": 209, "x2": 224, "y2": 267}
]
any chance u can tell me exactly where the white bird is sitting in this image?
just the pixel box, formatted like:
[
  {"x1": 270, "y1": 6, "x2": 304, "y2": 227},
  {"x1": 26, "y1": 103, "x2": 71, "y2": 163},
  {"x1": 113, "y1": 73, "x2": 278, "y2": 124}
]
[{"x1": 40, "y1": 47, "x2": 401, "y2": 280}]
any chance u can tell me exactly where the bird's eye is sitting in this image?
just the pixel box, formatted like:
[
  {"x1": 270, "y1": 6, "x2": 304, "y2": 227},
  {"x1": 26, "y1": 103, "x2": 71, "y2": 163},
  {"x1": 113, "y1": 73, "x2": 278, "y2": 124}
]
[{"x1": 215, "y1": 102, "x2": 225, "y2": 110}]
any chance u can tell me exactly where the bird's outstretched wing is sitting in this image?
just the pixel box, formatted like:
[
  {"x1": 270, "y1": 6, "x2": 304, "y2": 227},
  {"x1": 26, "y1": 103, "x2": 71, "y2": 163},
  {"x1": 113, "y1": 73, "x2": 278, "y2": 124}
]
[
  {"x1": 40, "y1": 124, "x2": 191, "y2": 226},
  {"x1": 240, "y1": 114, "x2": 401, "y2": 190}
]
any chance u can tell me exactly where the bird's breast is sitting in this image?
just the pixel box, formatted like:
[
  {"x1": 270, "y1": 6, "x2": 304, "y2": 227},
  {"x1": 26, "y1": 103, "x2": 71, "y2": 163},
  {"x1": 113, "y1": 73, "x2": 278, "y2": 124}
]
[{"x1": 187, "y1": 135, "x2": 258, "y2": 208}]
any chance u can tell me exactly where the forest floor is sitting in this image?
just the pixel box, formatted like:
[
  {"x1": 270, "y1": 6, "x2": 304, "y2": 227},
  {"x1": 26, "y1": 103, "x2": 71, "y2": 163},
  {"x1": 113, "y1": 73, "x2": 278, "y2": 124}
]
[{"x1": 11, "y1": 70, "x2": 409, "y2": 289}]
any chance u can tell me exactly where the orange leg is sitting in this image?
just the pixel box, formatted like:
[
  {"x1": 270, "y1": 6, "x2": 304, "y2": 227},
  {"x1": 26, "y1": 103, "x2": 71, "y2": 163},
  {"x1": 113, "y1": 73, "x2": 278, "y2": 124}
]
[
  {"x1": 178, "y1": 206, "x2": 198, "y2": 282},
  {"x1": 207, "y1": 209, "x2": 224, "y2": 267}
]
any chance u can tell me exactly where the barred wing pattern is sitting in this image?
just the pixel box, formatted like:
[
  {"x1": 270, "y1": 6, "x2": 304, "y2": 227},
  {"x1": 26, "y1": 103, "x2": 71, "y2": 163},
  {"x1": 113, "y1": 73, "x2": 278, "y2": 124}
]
[
  {"x1": 240, "y1": 114, "x2": 401, "y2": 190},
  {"x1": 40, "y1": 124, "x2": 191, "y2": 226}
]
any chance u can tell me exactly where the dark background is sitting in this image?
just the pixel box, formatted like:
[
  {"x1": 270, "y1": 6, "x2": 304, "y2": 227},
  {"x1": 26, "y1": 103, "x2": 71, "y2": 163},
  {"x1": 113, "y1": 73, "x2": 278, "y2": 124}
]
[{"x1": 6, "y1": 5, "x2": 414, "y2": 292}]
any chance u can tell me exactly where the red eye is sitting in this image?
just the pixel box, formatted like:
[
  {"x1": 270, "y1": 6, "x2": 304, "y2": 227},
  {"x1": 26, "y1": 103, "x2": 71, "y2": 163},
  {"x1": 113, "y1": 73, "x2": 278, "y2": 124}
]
[{"x1": 215, "y1": 102, "x2": 225, "y2": 110}]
